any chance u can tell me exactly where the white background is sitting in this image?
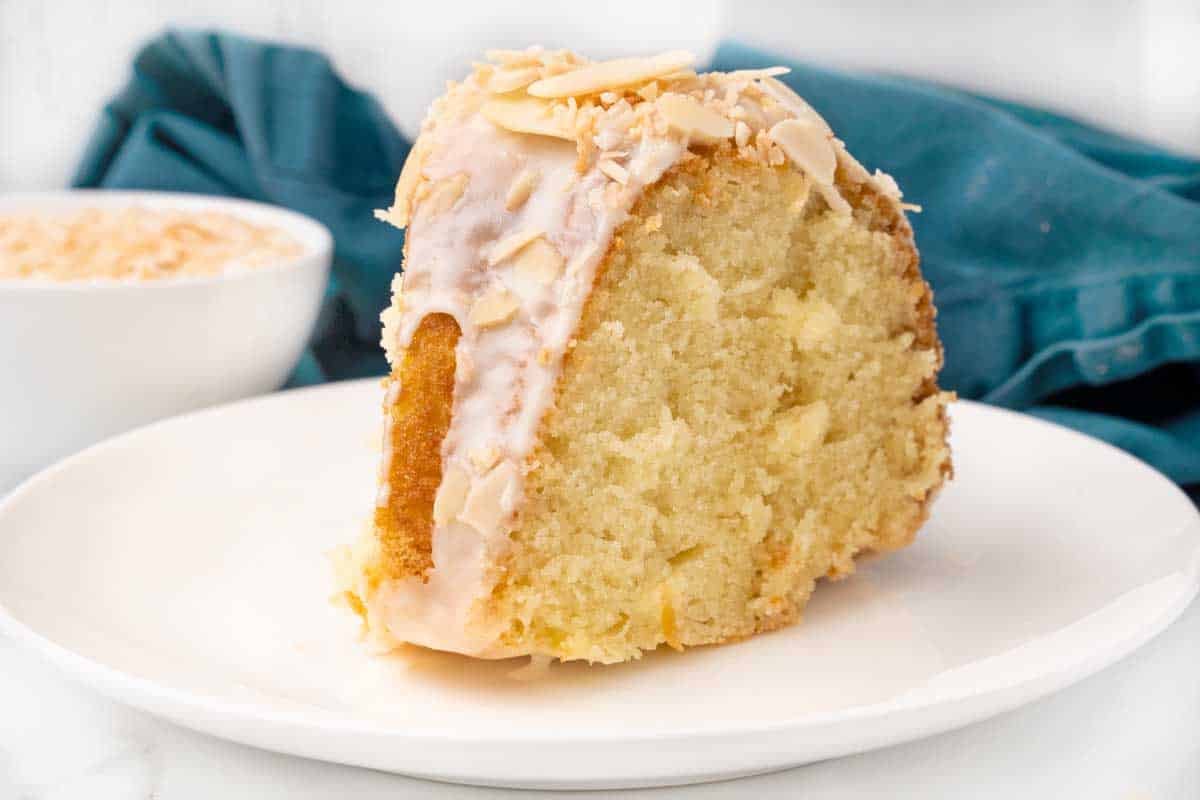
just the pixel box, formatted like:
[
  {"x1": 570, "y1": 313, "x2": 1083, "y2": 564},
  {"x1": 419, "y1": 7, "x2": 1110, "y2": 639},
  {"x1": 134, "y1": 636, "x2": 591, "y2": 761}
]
[{"x1": 2, "y1": 0, "x2": 1199, "y2": 190}]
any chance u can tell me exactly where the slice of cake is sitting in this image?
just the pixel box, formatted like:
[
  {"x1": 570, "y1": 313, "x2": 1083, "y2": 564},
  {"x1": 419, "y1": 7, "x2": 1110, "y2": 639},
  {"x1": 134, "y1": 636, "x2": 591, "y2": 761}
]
[{"x1": 335, "y1": 47, "x2": 952, "y2": 664}]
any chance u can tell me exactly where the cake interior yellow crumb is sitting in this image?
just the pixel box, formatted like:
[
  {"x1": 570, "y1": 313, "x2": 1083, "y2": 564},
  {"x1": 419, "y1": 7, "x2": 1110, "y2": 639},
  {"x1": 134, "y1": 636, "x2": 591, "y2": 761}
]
[{"x1": 486, "y1": 151, "x2": 950, "y2": 663}]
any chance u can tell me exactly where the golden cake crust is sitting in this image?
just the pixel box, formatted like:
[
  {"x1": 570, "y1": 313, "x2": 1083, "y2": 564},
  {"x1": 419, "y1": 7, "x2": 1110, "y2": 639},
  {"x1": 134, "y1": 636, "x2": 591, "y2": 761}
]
[{"x1": 373, "y1": 312, "x2": 461, "y2": 580}]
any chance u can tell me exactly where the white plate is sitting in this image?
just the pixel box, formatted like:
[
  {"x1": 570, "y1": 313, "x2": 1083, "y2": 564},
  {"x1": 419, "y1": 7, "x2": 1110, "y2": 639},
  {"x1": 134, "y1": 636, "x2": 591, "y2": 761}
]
[{"x1": 0, "y1": 380, "x2": 1197, "y2": 790}]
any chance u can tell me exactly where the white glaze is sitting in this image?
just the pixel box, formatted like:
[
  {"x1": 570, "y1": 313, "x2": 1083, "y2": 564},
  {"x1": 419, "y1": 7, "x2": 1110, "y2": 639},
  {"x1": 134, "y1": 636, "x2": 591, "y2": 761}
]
[{"x1": 375, "y1": 98, "x2": 685, "y2": 656}]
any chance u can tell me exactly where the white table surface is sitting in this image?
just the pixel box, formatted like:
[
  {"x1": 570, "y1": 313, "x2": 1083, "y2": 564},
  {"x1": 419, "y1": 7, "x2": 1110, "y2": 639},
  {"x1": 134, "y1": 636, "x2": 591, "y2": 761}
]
[{"x1": 2, "y1": 599, "x2": 1197, "y2": 799}]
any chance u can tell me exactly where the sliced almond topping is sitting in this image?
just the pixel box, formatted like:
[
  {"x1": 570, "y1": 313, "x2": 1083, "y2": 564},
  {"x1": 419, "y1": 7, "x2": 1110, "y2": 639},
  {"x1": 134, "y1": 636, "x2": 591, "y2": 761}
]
[
  {"x1": 759, "y1": 77, "x2": 833, "y2": 135},
  {"x1": 817, "y1": 182, "x2": 852, "y2": 215},
  {"x1": 728, "y1": 66, "x2": 791, "y2": 80},
  {"x1": 512, "y1": 237, "x2": 565, "y2": 284},
  {"x1": 417, "y1": 173, "x2": 469, "y2": 219},
  {"x1": 901, "y1": 202, "x2": 923, "y2": 213},
  {"x1": 769, "y1": 118, "x2": 837, "y2": 186},
  {"x1": 433, "y1": 467, "x2": 470, "y2": 526},
  {"x1": 489, "y1": 227, "x2": 544, "y2": 265},
  {"x1": 413, "y1": 179, "x2": 433, "y2": 203},
  {"x1": 504, "y1": 169, "x2": 540, "y2": 211},
  {"x1": 657, "y1": 94, "x2": 734, "y2": 143},
  {"x1": 469, "y1": 446, "x2": 501, "y2": 473},
  {"x1": 481, "y1": 97, "x2": 574, "y2": 140},
  {"x1": 598, "y1": 159, "x2": 630, "y2": 185},
  {"x1": 374, "y1": 142, "x2": 427, "y2": 229},
  {"x1": 527, "y1": 50, "x2": 695, "y2": 98},
  {"x1": 488, "y1": 66, "x2": 542, "y2": 94},
  {"x1": 469, "y1": 287, "x2": 520, "y2": 329},
  {"x1": 567, "y1": 241, "x2": 599, "y2": 275},
  {"x1": 460, "y1": 461, "x2": 518, "y2": 536},
  {"x1": 872, "y1": 169, "x2": 903, "y2": 200},
  {"x1": 485, "y1": 47, "x2": 544, "y2": 67},
  {"x1": 636, "y1": 81, "x2": 661, "y2": 101},
  {"x1": 658, "y1": 69, "x2": 698, "y2": 85},
  {"x1": 734, "y1": 120, "x2": 751, "y2": 148}
]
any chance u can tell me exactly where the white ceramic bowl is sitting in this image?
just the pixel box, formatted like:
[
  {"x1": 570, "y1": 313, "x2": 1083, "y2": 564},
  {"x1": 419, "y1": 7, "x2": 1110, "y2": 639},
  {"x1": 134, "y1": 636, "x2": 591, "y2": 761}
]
[{"x1": 0, "y1": 190, "x2": 333, "y2": 490}]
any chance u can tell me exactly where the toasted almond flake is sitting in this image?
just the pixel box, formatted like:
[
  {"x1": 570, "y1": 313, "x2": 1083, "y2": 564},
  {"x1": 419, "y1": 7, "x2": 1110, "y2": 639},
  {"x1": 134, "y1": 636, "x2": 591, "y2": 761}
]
[
  {"x1": 504, "y1": 169, "x2": 540, "y2": 211},
  {"x1": 512, "y1": 237, "x2": 564, "y2": 284},
  {"x1": 374, "y1": 143, "x2": 427, "y2": 230},
  {"x1": 636, "y1": 81, "x2": 660, "y2": 101},
  {"x1": 469, "y1": 287, "x2": 520, "y2": 328},
  {"x1": 528, "y1": 50, "x2": 695, "y2": 98},
  {"x1": 418, "y1": 173, "x2": 469, "y2": 219},
  {"x1": 598, "y1": 159, "x2": 630, "y2": 184},
  {"x1": 729, "y1": 66, "x2": 791, "y2": 80},
  {"x1": 460, "y1": 461, "x2": 518, "y2": 535},
  {"x1": 791, "y1": 178, "x2": 813, "y2": 213},
  {"x1": 485, "y1": 47, "x2": 544, "y2": 67},
  {"x1": 817, "y1": 183, "x2": 853, "y2": 215},
  {"x1": 734, "y1": 120, "x2": 751, "y2": 148},
  {"x1": 769, "y1": 118, "x2": 837, "y2": 185},
  {"x1": 872, "y1": 169, "x2": 903, "y2": 199},
  {"x1": 657, "y1": 94, "x2": 734, "y2": 143},
  {"x1": 567, "y1": 241, "x2": 599, "y2": 275},
  {"x1": 658, "y1": 69, "x2": 697, "y2": 84},
  {"x1": 433, "y1": 467, "x2": 470, "y2": 526},
  {"x1": 901, "y1": 202, "x2": 923, "y2": 213},
  {"x1": 481, "y1": 97, "x2": 573, "y2": 140},
  {"x1": 489, "y1": 227, "x2": 544, "y2": 265},
  {"x1": 470, "y1": 446, "x2": 501, "y2": 472},
  {"x1": 487, "y1": 66, "x2": 542, "y2": 94}
]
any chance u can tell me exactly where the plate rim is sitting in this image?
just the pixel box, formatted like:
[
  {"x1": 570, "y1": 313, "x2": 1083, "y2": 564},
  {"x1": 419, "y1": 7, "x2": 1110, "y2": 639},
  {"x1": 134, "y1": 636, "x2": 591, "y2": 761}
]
[{"x1": 1, "y1": 381, "x2": 1197, "y2": 748}]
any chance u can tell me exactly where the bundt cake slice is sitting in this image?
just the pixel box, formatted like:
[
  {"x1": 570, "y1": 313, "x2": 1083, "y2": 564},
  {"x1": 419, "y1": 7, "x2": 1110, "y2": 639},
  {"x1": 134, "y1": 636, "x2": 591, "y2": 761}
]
[{"x1": 334, "y1": 48, "x2": 953, "y2": 664}]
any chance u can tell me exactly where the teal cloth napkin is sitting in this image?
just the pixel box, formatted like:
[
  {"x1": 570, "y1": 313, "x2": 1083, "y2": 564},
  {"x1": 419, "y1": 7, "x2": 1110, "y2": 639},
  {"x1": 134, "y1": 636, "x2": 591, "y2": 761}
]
[{"x1": 74, "y1": 31, "x2": 1200, "y2": 490}]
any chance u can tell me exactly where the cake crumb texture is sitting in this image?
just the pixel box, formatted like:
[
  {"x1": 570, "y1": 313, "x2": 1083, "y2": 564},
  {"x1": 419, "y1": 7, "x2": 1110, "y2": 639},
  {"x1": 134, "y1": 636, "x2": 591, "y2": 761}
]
[{"x1": 492, "y1": 151, "x2": 951, "y2": 663}]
